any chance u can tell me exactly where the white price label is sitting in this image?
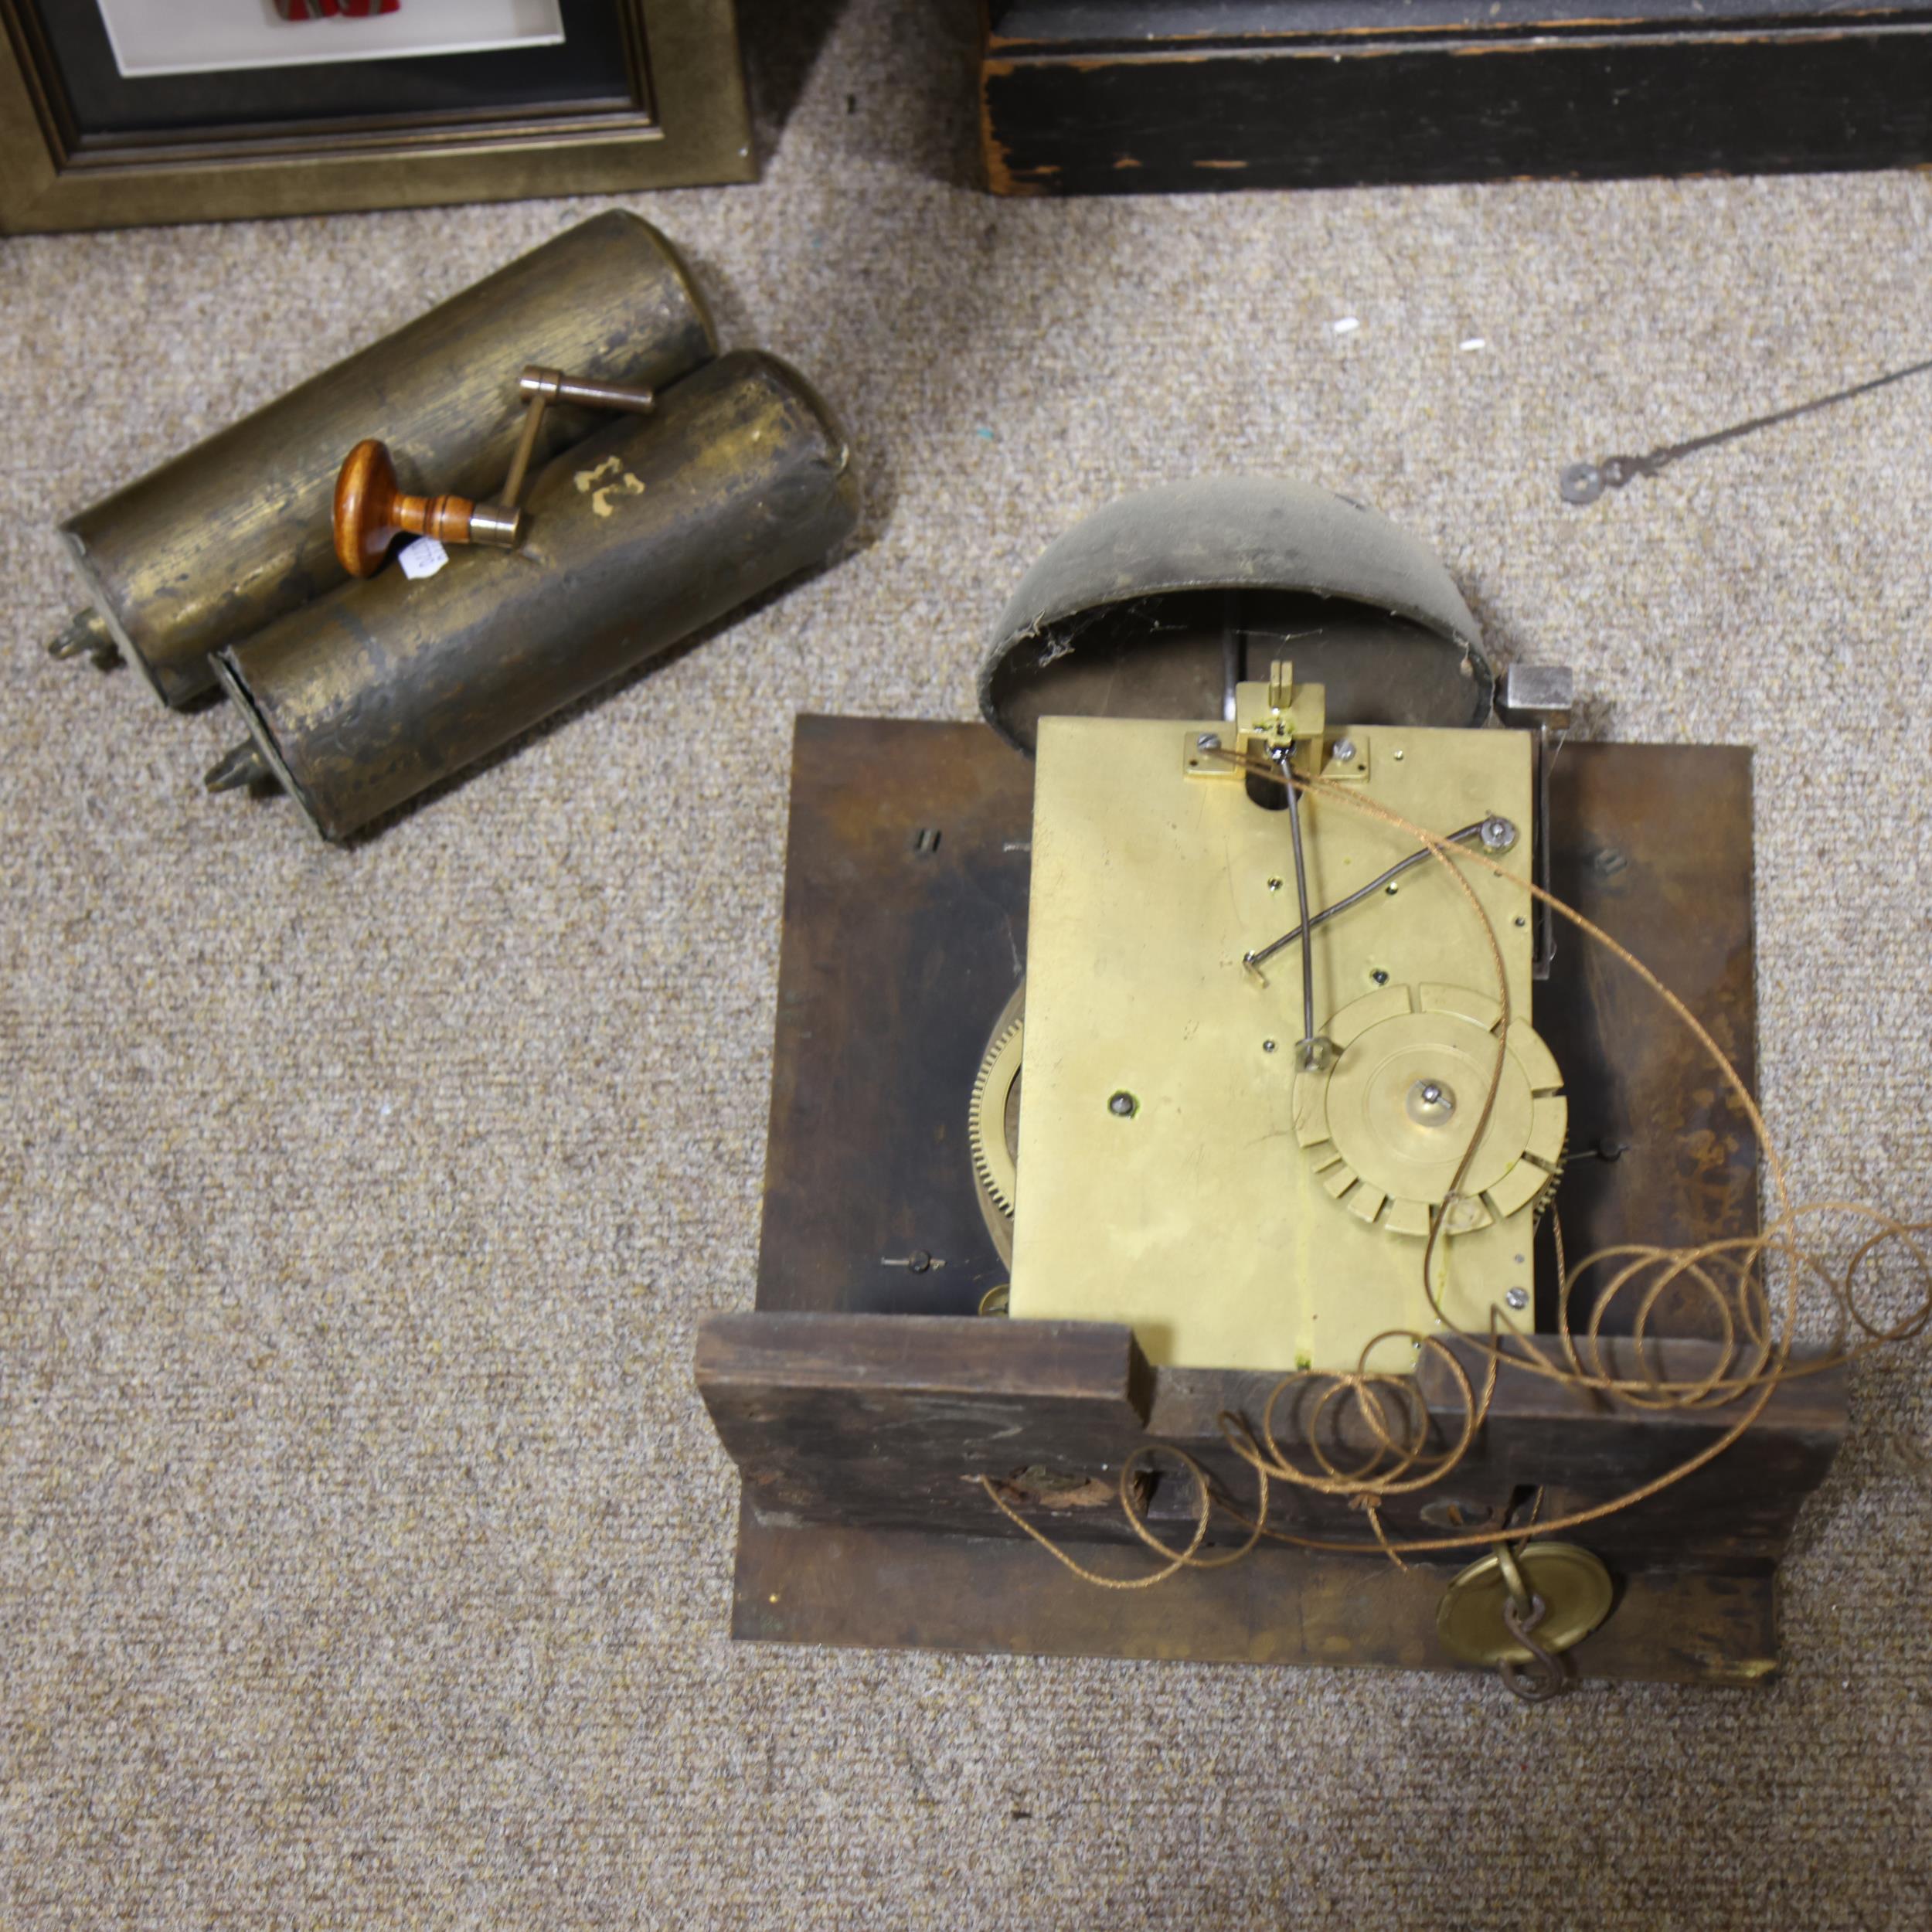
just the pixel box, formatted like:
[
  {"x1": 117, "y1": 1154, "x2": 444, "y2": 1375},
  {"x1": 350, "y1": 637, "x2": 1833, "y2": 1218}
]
[{"x1": 397, "y1": 537, "x2": 449, "y2": 580}]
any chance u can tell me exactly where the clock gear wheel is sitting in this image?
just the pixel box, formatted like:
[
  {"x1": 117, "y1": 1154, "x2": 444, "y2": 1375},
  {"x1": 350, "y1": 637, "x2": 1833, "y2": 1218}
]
[
  {"x1": 968, "y1": 983, "x2": 1026, "y2": 1264},
  {"x1": 1293, "y1": 981, "x2": 1566, "y2": 1237}
]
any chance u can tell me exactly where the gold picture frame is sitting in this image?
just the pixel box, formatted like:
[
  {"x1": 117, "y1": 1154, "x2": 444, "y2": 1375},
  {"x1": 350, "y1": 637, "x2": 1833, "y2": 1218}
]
[{"x1": 0, "y1": 0, "x2": 751, "y2": 233}]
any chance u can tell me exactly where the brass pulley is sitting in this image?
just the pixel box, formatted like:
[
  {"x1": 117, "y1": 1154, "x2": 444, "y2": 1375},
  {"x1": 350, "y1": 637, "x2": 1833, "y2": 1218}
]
[{"x1": 1436, "y1": 1539, "x2": 1614, "y2": 1700}]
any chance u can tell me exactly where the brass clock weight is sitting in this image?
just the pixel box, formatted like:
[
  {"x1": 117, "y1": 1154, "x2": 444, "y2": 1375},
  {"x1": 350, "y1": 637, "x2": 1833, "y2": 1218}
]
[{"x1": 211, "y1": 350, "x2": 854, "y2": 840}]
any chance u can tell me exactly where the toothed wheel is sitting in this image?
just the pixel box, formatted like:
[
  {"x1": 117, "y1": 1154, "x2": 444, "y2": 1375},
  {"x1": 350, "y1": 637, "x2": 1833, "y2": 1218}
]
[
  {"x1": 1527, "y1": 1144, "x2": 1567, "y2": 1228},
  {"x1": 971, "y1": 1019, "x2": 1023, "y2": 1217},
  {"x1": 968, "y1": 984, "x2": 1026, "y2": 1263},
  {"x1": 1292, "y1": 981, "x2": 1566, "y2": 1238}
]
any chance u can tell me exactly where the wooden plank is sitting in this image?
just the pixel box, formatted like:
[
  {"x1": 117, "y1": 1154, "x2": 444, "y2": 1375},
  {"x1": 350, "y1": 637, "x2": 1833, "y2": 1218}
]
[
  {"x1": 755, "y1": 716, "x2": 1031, "y2": 1321},
  {"x1": 988, "y1": 0, "x2": 1932, "y2": 48},
  {"x1": 702, "y1": 1314, "x2": 1844, "y2": 1563},
  {"x1": 979, "y1": 5, "x2": 1932, "y2": 193},
  {"x1": 1413, "y1": 1335, "x2": 1845, "y2": 1564},
  {"x1": 733, "y1": 1514, "x2": 1783, "y2": 1687},
  {"x1": 698, "y1": 1312, "x2": 1154, "y2": 1538},
  {"x1": 755, "y1": 724, "x2": 1762, "y2": 1332},
  {"x1": 1537, "y1": 744, "x2": 1759, "y2": 1335},
  {"x1": 699, "y1": 1310, "x2": 1149, "y2": 1403}
]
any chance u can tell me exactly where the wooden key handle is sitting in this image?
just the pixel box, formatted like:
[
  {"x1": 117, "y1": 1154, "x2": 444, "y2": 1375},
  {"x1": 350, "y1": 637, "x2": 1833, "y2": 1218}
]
[{"x1": 332, "y1": 438, "x2": 523, "y2": 578}]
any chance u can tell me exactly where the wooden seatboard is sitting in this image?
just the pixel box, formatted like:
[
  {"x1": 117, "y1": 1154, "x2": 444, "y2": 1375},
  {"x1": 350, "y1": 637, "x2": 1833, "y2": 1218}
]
[{"x1": 722, "y1": 716, "x2": 1825, "y2": 1683}]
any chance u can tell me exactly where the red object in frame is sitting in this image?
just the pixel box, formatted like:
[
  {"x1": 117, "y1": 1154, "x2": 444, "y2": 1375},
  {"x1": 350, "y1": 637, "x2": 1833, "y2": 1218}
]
[{"x1": 276, "y1": 2, "x2": 403, "y2": 19}]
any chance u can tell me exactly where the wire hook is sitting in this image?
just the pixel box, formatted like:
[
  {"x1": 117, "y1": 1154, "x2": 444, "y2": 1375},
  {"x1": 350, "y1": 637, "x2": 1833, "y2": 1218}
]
[{"x1": 1495, "y1": 1543, "x2": 1571, "y2": 1701}]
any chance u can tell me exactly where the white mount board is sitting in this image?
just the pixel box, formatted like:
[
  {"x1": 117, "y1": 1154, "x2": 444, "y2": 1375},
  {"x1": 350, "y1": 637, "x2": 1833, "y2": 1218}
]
[{"x1": 97, "y1": 0, "x2": 565, "y2": 80}]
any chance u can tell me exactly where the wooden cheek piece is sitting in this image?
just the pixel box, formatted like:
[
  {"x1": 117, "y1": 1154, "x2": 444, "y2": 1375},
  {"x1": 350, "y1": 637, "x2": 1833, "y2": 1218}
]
[{"x1": 332, "y1": 438, "x2": 523, "y2": 578}]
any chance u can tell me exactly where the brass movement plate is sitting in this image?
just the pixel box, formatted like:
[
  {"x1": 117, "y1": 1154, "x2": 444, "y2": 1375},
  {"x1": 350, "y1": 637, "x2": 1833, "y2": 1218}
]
[{"x1": 1009, "y1": 717, "x2": 1536, "y2": 1373}]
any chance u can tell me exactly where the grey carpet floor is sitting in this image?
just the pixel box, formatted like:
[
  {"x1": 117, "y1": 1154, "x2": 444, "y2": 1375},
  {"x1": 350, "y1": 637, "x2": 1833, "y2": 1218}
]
[{"x1": 3, "y1": 3, "x2": 1930, "y2": 1926}]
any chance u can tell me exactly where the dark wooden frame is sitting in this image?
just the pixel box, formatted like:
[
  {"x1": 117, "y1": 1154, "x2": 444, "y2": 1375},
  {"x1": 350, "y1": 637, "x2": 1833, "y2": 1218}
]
[
  {"x1": 707, "y1": 1315, "x2": 1841, "y2": 1684},
  {"x1": 0, "y1": 0, "x2": 751, "y2": 233},
  {"x1": 979, "y1": 1, "x2": 1932, "y2": 194},
  {"x1": 696, "y1": 716, "x2": 1846, "y2": 1686}
]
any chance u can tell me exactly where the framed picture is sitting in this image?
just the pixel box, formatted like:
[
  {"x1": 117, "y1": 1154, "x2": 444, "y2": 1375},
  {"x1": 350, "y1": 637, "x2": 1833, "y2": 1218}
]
[
  {"x1": 0, "y1": 0, "x2": 752, "y2": 233},
  {"x1": 97, "y1": 3, "x2": 570, "y2": 80}
]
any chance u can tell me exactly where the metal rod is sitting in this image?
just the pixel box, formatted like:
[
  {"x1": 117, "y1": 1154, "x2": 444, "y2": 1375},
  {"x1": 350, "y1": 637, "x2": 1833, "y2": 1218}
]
[
  {"x1": 1244, "y1": 820, "x2": 1489, "y2": 971},
  {"x1": 1532, "y1": 725, "x2": 1556, "y2": 981},
  {"x1": 498, "y1": 388, "x2": 550, "y2": 512},
  {"x1": 1220, "y1": 589, "x2": 1242, "y2": 724},
  {"x1": 520, "y1": 366, "x2": 657, "y2": 413},
  {"x1": 1562, "y1": 351, "x2": 1932, "y2": 503},
  {"x1": 1638, "y1": 352, "x2": 1932, "y2": 470},
  {"x1": 1277, "y1": 745, "x2": 1319, "y2": 1054},
  {"x1": 203, "y1": 740, "x2": 271, "y2": 794}
]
